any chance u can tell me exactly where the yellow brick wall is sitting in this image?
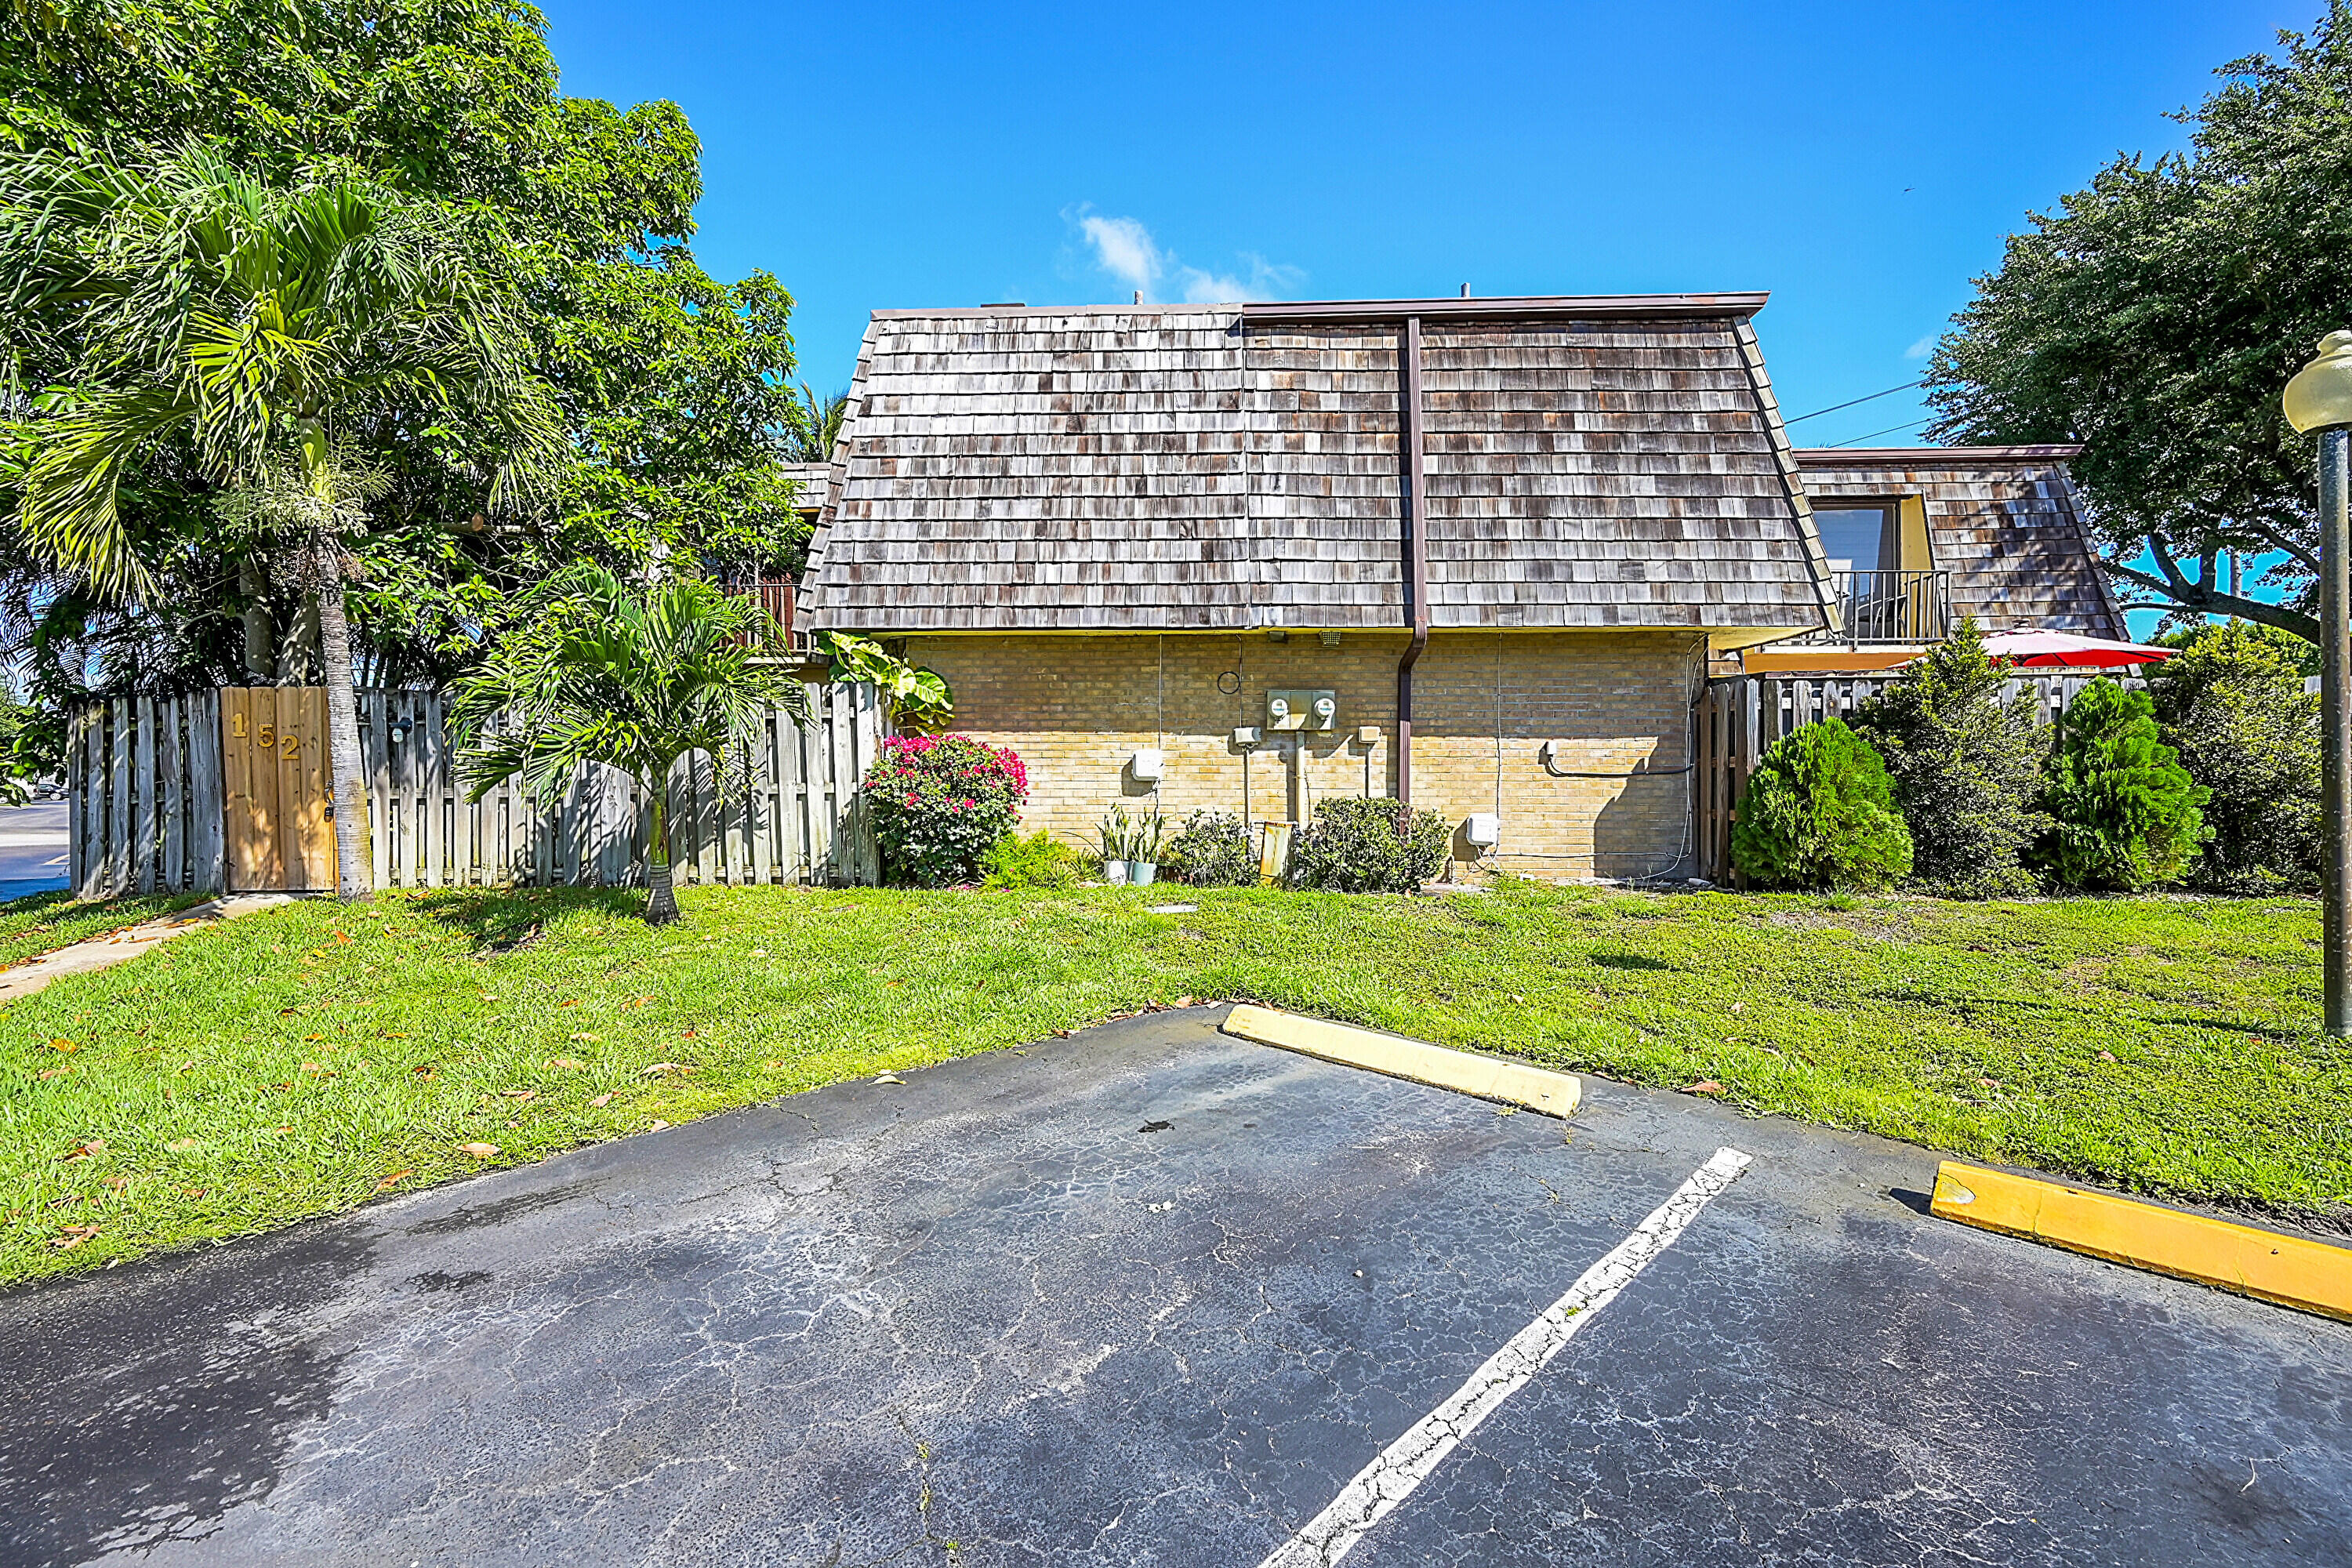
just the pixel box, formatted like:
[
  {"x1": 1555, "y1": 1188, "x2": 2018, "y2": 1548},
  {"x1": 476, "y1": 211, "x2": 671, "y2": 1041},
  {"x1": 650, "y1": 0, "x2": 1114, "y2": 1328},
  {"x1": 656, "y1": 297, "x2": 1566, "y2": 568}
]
[{"x1": 900, "y1": 630, "x2": 1705, "y2": 880}]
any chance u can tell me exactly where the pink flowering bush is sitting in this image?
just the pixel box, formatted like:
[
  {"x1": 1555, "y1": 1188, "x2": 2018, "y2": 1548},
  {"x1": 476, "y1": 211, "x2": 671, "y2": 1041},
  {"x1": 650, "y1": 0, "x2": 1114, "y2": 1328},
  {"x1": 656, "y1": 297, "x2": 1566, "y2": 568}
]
[{"x1": 862, "y1": 734, "x2": 1029, "y2": 885}]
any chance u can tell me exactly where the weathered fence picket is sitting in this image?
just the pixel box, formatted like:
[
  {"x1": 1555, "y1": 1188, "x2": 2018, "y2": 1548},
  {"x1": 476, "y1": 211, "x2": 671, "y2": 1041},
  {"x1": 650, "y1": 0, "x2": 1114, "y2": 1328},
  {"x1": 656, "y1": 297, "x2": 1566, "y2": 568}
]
[
  {"x1": 67, "y1": 682, "x2": 884, "y2": 897},
  {"x1": 1693, "y1": 671, "x2": 2143, "y2": 884}
]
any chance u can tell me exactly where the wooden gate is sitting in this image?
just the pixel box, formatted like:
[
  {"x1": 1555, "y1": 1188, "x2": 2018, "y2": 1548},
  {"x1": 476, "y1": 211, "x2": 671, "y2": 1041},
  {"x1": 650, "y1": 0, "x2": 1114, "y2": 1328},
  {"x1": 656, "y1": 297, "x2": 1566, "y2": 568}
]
[{"x1": 220, "y1": 686, "x2": 340, "y2": 891}]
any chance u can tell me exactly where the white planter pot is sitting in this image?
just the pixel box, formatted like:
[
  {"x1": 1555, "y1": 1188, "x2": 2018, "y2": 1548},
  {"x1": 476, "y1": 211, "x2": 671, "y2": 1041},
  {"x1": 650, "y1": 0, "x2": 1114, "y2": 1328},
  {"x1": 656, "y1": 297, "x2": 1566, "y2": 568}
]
[
  {"x1": 1103, "y1": 860, "x2": 1131, "y2": 886},
  {"x1": 1128, "y1": 862, "x2": 1158, "y2": 886}
]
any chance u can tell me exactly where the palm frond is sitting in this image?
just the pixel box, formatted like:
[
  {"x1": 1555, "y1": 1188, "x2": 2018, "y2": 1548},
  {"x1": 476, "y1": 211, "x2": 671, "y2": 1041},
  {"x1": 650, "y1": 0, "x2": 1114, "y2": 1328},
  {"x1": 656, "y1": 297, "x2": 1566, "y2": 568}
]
[
  {"x1": 2, "y1": 142, "x2": 565, "y2": 597},
  {"x1": 12, "y1": 386, "x2": 194, "y2": 595},
  {"x1": 452, "y1": 564, "x2": 804, "y2": 809}
]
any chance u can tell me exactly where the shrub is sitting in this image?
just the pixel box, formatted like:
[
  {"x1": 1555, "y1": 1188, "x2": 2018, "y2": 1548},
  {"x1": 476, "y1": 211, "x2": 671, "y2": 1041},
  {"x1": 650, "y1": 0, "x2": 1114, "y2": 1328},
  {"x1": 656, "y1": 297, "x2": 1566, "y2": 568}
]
[
  {"x1": 1730, "y1": 718, "x2": 1913, "y2": 891},
  {"x1": 2034, "y1": 677, "x2": 2209, "y2": 891},
  {"x1": 1288, "y1": 797, "x2": 1450, "y2": 894},
  {"x1": 982, "y1": 829, "x2": 1082, "y2": 890},
  {"x1": 862, "y1": 734, "x2": 1028, "y2": 886},
  {"x1": 1853, "y1": 621, "x2": 2047, "y2": 898},
  {"x1": 2151, "y1": 622, "x2": 2320, "y2": 894},
  {"x1": 1165, "y1": 811, "x2": 1258, "y2": 887}
]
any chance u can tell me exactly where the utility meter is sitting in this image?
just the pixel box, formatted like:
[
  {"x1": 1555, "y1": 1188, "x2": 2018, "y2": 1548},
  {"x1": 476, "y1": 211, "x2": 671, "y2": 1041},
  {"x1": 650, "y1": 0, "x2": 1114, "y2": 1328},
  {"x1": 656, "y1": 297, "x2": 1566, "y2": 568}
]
[{"x1": 1266, "y1": 688, "x2": 1338, "y2": 731}]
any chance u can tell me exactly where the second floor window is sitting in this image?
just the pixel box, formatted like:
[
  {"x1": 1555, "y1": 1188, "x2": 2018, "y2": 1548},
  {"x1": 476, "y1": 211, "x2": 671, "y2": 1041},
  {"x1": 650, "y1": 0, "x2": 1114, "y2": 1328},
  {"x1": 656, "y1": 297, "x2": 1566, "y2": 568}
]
[{"x1": 1814, "y1": 505, "x2": 1896, "y2": 575}]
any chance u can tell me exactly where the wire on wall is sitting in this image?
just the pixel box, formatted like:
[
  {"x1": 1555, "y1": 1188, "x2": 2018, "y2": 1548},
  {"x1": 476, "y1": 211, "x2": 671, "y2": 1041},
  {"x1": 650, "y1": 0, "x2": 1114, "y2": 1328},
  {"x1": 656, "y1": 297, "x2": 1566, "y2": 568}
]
[{"x1": 1508, "y1": 633, "x2": 1708, "y2": 883}]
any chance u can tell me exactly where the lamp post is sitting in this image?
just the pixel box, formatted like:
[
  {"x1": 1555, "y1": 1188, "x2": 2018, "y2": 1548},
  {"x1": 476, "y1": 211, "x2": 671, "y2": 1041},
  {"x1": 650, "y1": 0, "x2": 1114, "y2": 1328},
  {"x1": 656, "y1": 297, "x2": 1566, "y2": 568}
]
[{"x1": 2284, "y1": 329, "x2": 2352, "y2": 1035}]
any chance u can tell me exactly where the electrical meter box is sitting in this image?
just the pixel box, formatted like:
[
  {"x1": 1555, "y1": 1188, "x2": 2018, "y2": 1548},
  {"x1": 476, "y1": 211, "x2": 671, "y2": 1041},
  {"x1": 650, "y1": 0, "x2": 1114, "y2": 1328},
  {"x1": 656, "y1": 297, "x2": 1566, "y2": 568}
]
[{"x1": 1265, "y1": 688, "x2": 1338, "y2": 731}]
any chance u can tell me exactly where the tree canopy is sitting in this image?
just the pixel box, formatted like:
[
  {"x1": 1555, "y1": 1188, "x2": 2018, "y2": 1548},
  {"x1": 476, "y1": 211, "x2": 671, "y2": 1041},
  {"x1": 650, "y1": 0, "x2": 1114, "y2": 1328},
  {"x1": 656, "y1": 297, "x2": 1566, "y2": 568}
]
[
  {"x1": 1925, "y1": 2, "x2": 2352, "y2": 642},
  {"x1": 0, "y1": 0, "x2": 813, "y2": 724}
]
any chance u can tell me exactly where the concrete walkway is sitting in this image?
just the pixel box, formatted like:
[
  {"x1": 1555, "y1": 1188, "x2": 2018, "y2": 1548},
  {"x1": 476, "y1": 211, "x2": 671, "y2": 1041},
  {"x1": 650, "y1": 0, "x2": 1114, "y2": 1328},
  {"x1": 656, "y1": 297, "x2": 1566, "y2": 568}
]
[{"x1": 0, "y1": 893, "x2": 298, "y2": 1006}]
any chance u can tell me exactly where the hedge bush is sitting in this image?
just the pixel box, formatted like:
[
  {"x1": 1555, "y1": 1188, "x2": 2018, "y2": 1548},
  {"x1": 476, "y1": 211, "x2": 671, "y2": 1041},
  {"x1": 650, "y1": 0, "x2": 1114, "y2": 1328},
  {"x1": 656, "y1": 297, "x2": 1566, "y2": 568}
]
[
  {"x1": 1730, "y1": 717, "x2": 1913, "y2": 891},
  {"x1": 2035, "y1": 677, "x2": 2209, "y2": 891},
  {"x1": 1288, "y1": 797, "x2": 1450, "y2": 894},
  {"x1": 2151, "y1": 623, "x2": 2320, "y2": 894},
  {"x1": 982, "y1": 829, "x2": 1083, "y2": 890},
  {"x1": 862, "y1": 734, "x2": 1029, "y2": 886},
  {"x1": 1854, "y1": 622, "x2": 2046, "y2": 898},
  {"x1": 1164, "y1": 811, "x2": 1258, "y2": 887}
]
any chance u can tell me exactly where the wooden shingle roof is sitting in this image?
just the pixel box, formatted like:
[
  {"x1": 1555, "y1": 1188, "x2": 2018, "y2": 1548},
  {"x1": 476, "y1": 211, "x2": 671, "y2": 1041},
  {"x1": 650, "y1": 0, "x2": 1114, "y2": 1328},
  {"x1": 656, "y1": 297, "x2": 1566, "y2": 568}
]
[
  {"x1": 801, "y1": 298, "x2": 1836, "y2": 635},
  {"x1": 779, "y1": 461, "x2": 838, "y2": 517},
  {"x1": 1794, "y1": 448, "x2": 2123, "y2": 637}
]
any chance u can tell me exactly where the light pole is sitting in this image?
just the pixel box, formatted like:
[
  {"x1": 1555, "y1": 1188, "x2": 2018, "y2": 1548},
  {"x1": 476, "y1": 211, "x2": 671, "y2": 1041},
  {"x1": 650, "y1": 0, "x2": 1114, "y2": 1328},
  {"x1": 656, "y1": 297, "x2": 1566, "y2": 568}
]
[{"x1": 2284, "y1": 329, "x2": 2352, "y2": 1035}]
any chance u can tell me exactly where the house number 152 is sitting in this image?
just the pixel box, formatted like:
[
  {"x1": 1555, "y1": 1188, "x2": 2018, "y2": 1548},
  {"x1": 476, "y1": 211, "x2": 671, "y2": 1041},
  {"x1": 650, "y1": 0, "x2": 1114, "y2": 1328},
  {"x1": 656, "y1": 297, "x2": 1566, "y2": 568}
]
[{"x1": 230, "y1": 712, "x2": 303, "y2": 760}]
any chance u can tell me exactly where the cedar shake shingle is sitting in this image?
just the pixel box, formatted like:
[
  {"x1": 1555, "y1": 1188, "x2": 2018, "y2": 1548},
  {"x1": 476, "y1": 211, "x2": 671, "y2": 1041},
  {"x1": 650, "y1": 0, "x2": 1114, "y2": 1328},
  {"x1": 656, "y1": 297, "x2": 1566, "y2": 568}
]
[
  {"x1": 1794, "y1": 448, "x2": 2124, "y2": 637},
  {"x1": 802, "y1": 302, "x2": 1835, "y2": 634}
]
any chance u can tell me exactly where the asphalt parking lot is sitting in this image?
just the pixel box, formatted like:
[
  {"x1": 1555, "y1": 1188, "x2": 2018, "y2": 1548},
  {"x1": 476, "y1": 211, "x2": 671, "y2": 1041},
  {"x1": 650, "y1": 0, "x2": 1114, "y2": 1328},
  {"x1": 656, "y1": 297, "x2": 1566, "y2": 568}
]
[{"x1": 4, "y1": 1006, "x2": 2348, "y2": 1566}]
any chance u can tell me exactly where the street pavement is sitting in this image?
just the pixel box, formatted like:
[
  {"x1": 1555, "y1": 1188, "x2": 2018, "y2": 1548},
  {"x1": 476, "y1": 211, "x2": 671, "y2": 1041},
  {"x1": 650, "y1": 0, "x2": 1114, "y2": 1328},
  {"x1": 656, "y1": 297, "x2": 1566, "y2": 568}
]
[
  {"x1": 0, "y1": 800, "x2": 69, "y2": 901},
  {"x1": 2, "y1": 1007, "x2": 2346, "y2": 1566}
]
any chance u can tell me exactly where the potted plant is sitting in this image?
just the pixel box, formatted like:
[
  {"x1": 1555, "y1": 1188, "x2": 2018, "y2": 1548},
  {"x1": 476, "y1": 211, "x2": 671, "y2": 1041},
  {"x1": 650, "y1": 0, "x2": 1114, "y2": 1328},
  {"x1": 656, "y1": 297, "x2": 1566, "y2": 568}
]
[
  {"x1": 1127, "y1": 810, "x2": 1167, "y2": 886},
  {"x1": 1098, "y1": 806, "x2": 1134, "y2": 884}
]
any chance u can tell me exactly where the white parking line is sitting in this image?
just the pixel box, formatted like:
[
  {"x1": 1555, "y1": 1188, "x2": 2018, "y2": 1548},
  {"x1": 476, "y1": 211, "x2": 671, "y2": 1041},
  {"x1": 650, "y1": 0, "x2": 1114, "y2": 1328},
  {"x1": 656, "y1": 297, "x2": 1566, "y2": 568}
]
[{"x1": 1258, "y1": 1146, "x2": 1755, "y2": 1568}]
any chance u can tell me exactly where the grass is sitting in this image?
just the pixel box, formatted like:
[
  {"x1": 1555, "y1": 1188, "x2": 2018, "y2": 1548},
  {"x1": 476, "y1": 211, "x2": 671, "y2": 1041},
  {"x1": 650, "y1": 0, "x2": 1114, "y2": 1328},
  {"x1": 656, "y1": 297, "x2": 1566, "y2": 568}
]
[
  {"x1": 0, "y1": 890, "x2": 205, "y2": 971},
  {"x1": 2, "y1": 878, "x2": 2344, "y2": 1287}
]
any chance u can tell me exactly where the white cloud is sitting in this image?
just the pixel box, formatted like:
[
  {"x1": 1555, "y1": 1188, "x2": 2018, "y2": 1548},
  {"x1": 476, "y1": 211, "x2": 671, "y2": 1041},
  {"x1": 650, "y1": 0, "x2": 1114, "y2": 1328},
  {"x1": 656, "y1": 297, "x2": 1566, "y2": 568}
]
[
  {"x1": 1174, "y1": 252, "x2": 1306, "y2": 304},
  {"x1": 1904, "y1": 333, "x2": 1938, "y2": 361},
  {"x1": 1077, "y1": 212, "x2": 1163, "y2": 297},
  {"x1": 1070, "y1": 208, "x2": 1300, "y2": 303}
]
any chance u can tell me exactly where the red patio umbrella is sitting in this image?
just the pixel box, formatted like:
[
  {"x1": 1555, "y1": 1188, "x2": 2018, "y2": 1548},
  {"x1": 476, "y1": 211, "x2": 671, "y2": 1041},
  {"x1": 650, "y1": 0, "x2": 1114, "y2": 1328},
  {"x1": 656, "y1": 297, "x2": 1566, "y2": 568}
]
[{"x1": 1976, "y1": 629, "x2": 2175, "y2": 668}]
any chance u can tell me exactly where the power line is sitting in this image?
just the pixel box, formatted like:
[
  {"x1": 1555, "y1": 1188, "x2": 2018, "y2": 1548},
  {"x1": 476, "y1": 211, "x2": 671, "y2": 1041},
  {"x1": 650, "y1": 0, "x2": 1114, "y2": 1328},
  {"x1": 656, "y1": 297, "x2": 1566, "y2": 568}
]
[
  {"x1": 1824, "y1": 416, "x2": 1929, "y2": 448},
  {"x1": 1783, "y1": 379, "x2": 1925, "y2": 426}
]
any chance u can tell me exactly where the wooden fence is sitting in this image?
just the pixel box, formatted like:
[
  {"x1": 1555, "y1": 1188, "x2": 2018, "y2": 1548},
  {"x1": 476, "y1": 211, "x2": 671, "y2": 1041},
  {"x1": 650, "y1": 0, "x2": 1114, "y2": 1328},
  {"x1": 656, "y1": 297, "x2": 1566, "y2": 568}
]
[
  {"x1": 1693, "y1": 672, "x2": 2139, "y2": 884},
  {"x1": 67, "y1": 681, "x2": 884, "y2": 898}
]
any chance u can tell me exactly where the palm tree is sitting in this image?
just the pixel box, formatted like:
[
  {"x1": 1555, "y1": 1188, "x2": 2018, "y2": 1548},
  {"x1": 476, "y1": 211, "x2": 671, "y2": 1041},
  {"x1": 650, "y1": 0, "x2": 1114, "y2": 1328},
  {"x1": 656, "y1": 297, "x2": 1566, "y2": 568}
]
[
  {"x1": 449, "y1": 563, "x2": 806, "y2": 924},
  {"x1": 786, "y1": 381, "x2": 849, "y2": 464},
  {"x1": 0, "y1": 143, "x2": 562, "y2": 900}
]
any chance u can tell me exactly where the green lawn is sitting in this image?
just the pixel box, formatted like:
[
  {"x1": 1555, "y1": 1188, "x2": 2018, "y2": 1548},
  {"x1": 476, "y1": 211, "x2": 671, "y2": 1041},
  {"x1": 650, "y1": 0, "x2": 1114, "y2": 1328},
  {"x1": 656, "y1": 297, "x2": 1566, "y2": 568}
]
[
  {"x1": 0, "y1": 889, "x2": 205, "y2": 971},
  {"x1": 2, "y1": 879, "x2": 2343, "y2": 1286}
]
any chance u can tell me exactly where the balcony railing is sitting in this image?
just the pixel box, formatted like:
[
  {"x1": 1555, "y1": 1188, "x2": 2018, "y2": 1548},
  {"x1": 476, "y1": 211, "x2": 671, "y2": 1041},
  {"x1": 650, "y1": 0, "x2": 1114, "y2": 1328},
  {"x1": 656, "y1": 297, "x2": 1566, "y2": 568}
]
[
  {"x1": 721, "y1": 577, "x2": 809, "y2": 656},
  {"x1": 1793, "y1": 568, "x2": 1951, "y2": 647}
]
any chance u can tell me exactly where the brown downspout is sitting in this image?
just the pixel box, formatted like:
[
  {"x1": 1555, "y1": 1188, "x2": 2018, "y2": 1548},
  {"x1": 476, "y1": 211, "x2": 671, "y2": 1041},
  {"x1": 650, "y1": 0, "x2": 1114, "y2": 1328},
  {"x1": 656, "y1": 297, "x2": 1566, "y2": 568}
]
[{"x1": 1396, "y1": 315, "x2": 1431, "y2": 808}]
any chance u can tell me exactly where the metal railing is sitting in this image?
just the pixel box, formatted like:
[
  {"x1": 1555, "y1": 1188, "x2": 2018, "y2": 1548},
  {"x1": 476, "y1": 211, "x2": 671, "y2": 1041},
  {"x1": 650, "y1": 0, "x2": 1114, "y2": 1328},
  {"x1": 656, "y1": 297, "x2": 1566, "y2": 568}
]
[{"x1": 1791, "y1": 568, "x2": 1951, "y2": 647}]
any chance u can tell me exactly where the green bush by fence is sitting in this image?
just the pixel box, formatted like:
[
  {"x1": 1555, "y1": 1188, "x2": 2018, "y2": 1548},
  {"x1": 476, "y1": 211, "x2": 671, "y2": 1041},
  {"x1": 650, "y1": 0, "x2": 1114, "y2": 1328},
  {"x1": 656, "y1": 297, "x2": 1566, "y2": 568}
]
[{"x1": 1730, "y1": 718, "x2": 1914, "y2": 892}]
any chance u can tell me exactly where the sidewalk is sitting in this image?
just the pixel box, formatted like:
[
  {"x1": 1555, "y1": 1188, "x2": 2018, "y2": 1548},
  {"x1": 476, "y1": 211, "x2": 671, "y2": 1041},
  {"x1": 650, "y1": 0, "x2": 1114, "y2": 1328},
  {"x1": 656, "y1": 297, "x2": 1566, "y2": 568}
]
[{"x1": 0, "y1": 894, "x2": 299, "y2": 1006}]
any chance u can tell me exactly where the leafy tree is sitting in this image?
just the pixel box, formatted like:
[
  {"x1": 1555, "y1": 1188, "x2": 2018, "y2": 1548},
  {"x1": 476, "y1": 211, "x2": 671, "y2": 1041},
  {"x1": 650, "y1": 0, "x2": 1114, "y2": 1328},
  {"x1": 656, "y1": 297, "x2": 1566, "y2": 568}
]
[
  {"x1": 1923, "y1": 4, "x2": 2352, "y2": 642},
  {"x1": 2, "y1": 147, "x2": 563, "y2": 899},
  {"x1": 2035, "y1": 678, "x2": 2210, "y2": 891},
  {"x1": 2151, "y1": 622, "x2": 2320, "y2": 892},
  {"x1": 1854, "y1": 622, "x2": 2048, "y2": 898},
  {"x1": 1730, "y1": 719, "x2": 1914, "y2": 892},
  {"x1": 451, "y1": 563, "x2": 803, "y2": 924},
  {"x1": 545, "y1": 259, "x2": 810, "y2": 581},
  {"x1": 0, "y1": 0, "x2": 811, "y2": 713}
]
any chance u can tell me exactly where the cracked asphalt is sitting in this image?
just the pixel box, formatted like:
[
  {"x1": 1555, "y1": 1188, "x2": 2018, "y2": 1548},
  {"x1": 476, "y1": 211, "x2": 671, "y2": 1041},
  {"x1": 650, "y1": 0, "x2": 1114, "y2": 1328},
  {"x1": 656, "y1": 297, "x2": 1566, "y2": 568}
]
[{"x1": 3, "y1": 1004, "x2": 2347, "y2": 1566}]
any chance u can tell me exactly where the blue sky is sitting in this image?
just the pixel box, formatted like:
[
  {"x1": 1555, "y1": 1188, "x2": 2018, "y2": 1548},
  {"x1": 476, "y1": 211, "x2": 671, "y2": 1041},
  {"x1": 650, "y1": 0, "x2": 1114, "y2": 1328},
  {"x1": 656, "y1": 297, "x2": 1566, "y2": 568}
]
[
  {"x1": 538, "y1": 0, "x2": 2314, "y2": 608},
  {"x1": 539, "y1": 0, "x2": 2314, "y2": 448}
]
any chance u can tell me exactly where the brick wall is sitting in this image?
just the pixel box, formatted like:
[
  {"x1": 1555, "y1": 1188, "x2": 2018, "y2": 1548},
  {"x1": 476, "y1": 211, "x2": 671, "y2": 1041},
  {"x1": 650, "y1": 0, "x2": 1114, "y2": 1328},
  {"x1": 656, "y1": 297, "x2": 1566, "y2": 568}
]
[{"x1": 901, "y1": 630, "x2": 1704, "y2": 879}]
